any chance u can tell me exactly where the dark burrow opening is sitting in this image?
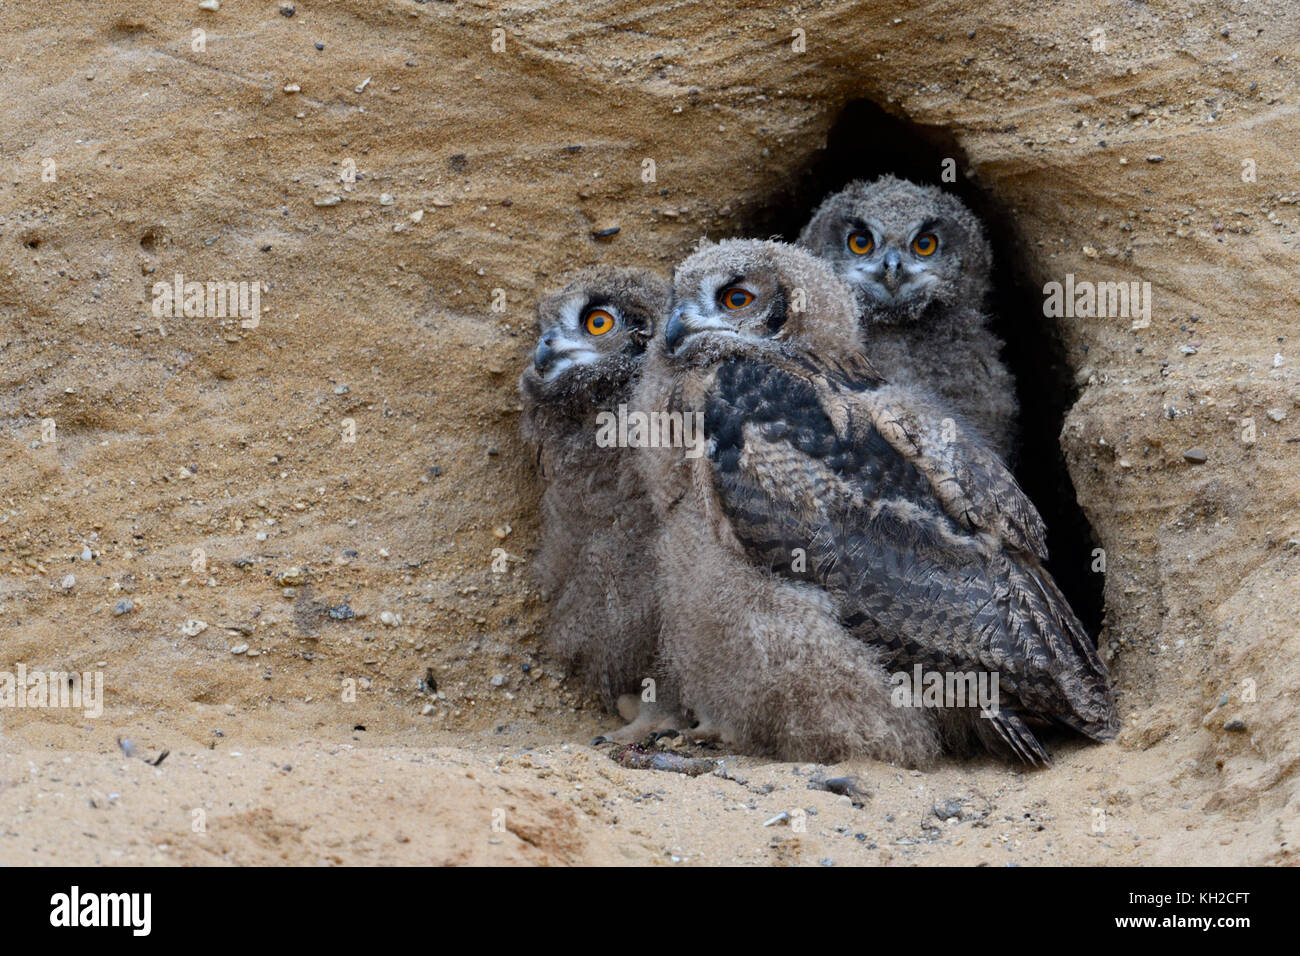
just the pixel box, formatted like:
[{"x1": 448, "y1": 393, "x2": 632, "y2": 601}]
[{"x1": 742, "y1": 99, "x2": 1104, "y2": 637}]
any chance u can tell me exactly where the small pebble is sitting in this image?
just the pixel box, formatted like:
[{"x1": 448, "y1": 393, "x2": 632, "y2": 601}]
[
  {"x1": 1182, "y1": 448, "x2": 1208, "y2": 464},
  {"x1": 230, "y1": 644, "x2": 249, "y2": 655},
  {"x1": 277, "y1": 567, "x2": 306, "y2": 586},
  {"x1": 60, "y1": 574, "x2": 76, "y2": 590},
  {"x1": 1267, "y1": 408, "x2": 1286, "y2": 422},
  {"x1": 283, "y1": 83, "x2": 302, "y2": 94},
  {"x1": 198, "y1": 0, "x2": 220, "y2": 10},
  {"x1": 181, "y1": 619, "x2": 208, "y2": 637},
  {"x1": 490, "y1": 673, "x2": 506, "y2": 687},
  {"x1": 380, "y1": 611, "x2": 399, "y2": 626},
  {"x1": 1224, "y1": 718, "x2": 1247, "y2": 732},
  {"x1": 81, "y1": 547, "x2": 93, "y2": 561},
  {"x1": 112, "y1": 598, "x2": 135, "y2": 616}
]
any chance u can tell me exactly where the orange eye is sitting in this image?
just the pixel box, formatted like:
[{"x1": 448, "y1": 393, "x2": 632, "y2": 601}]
[
  {"x1": 847, "y1": 232, "x2": 874, "y2": 255},
  {"x1": 721, "y1": 287, "x2": 754, "y2": 310},
  {"x1": 584, "y1": 308, "x2": 615, "y2": 335},
  {"x1": 912, "y1": 233, "x2": 938, "y2": 256}
]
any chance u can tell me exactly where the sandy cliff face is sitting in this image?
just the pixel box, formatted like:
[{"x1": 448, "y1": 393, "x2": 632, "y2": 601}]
[{"x1": 0, "y1": 0, "x2": 1296, "y2": 865}]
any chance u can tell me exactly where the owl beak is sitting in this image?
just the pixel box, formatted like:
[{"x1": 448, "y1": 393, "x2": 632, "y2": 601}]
[
  {"x1": 664, "y1": 304, "x2": 734, "y2": 353},
  {"x1": 663, "y1": 307, "x2": 689, "y2": 352},
  {"x1": 882, "y1": 250, "x2": 903, "y2": 291},
  {"x1": 533, "y1": 332, "x2": 559, "y2": 373}
]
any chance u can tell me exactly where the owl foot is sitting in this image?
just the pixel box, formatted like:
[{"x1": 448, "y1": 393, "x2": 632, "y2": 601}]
[{"x1": 592, "y1": 695, "x2": 693, "y2": 746}]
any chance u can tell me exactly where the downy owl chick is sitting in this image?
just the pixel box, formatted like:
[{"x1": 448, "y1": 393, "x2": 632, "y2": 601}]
[
  {"x1": 798, "y1": 176, "x2": 1017, "y2": 459},
  {"x1": 637, "y1": 239, "x2": 1116, "y2": 765},
  {"x1": 634, "y1": 239, "x2": 942, "y2": 765},
  {"x1": 519, "y1": 266, "x2": 683, "y2": 737}
]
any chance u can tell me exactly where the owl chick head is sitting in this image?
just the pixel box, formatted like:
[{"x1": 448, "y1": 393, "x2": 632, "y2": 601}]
[
  {"x1": 662, "y1": 239, "x2": 863, "y2": 365},
  {"x1": 520, "y1": 266, "x2": 670, "y2": 411},
  {"x1": 797, "y1": 176, "x2": 993, "y2": 324}
]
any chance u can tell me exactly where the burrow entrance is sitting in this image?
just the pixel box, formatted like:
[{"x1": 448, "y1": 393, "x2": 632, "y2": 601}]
[{"x1": 743, "y1": 99, "x2": 1104, "y2": 636}]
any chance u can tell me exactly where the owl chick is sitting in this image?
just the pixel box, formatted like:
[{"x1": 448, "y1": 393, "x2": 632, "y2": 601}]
[
  {"x1": 638, "y1": 239, "x2": 1117, "y2": 765},
  {"x1": 519, "y1": 266, "x2": 684, "y2": 739},
  {"x1": 797, "y1": 176, "x2": 1017, "y2": 459}
]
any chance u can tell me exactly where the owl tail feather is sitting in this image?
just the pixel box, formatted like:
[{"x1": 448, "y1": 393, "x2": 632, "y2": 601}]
[{"x1": 980, "y1": 707, "x2": 1053, "y2": 766}]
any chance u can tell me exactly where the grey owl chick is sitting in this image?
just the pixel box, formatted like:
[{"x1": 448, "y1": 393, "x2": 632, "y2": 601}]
[
  {"x1": 638, "y1": 239, "x2": 1117, "y2": 766},
  {"x1": 798, "y1": 176, "x2": 1017, "y2": 459},
  {"x1": 635, "y1": 239, "x2": 942, "y2": 765},
  {"x1": 519, "y1": 266, "x2": 684, "y2": 738}
]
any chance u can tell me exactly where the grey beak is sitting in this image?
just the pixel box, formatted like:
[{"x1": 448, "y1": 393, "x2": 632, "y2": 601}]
[
  {"x1": 882, "y1": 250, "x2": 903, "y2": 291},
  {"x1": 533, "y1": 330, "x2": 558, "y2": 373},
  {"x1": 663, "y1": 306, "x2": 688, "y2": 352}
]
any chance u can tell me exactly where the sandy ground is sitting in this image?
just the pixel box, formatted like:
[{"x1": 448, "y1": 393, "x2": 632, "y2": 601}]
[{"x1": 1, "y1": 0, "x2": 1298, "y2": 865}]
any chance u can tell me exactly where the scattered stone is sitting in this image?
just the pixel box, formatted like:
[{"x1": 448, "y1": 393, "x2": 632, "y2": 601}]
[
  {"x1": 421, "y1": 704, "x2": 435, "y2": 716},
  {"x1": 280, "y1": 4, "x2": 295, "y2": 15},
  {"x1": 60, "y1": 574, "x2": 76, "y2": 590},
  {"x1": 112, "y1": 598, "x2": 135, "y2": 616},
  {"x1": 409, "y1": 209, "x2": 424, "y2": 223},
  {"x1": 1180, "y1": 345, "x2": 1198, "y2": 355},
  {"x1": 379, "y1": 611, "x2": 399, "y2": 626},
  {"x1": 198, "y1": 0, "x2": 220, "y2": 10},
  {"x1": 932, "y1": 798, "x2": 965, "y2": 821},
  {"x1": 493, "y1": 524, "x2": 511, "y2": 540},
  {"x1": 181, "y1": 619, "x2": 208, "y2": 637},
  {"x1": 379, "y1": 193, "x2": 395, "y2": 206},
  {"x1": 81, "y1": 546, "x2": 93, "y2": 561},
  {"x1": 1224, "y1": 718, "x2": 1247, "y2": 732},
  {"x1": 230, "y1": 644, "x2": 249, "y2": 655},
  {"x1": 283, "y1": 83, "x2": 302, "y2": 94},
  {"x1": 1182, "y1": 448, "x2": 1208, "y2": 464},
  {"x1": 313, "y1": 195, "x2": 342, "y2": 207},
  {"x1": 276, "y1": 567, "x2": 306, "y2": 586},
  {"x1": 1146, "y1": 155, "x2": 1164, "y2": 163},
  {"x1": 327, "y1": 603, "x2": 355, "y2": 620},
  {"x1": 490, "y1": 673, "x2": 506, "y2": 687},
  {"x1": 808, "y1": 774, "x2": 868, "y2": 807},
  {"x1": 1268, "y1": 408, "x2": 1286, "y2": 422},
  {"x1": 592, "y1": 224, "x2": 620, "y2": 239}
]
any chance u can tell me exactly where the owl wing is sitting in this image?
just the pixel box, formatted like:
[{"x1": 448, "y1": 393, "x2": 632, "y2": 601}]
[
  {"x1": 807, "y1": 351, "x2": 1047, "y2": 560},
  {"x1": 700, "y1": 355, "x2": 1117, "y2": 760}
]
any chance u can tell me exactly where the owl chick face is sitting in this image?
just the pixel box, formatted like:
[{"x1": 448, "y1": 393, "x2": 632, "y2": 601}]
[
  {"x1": 663, "y1": 239, "x2": 862, "y2": 365},
  {"x1": 521, "y1": 267, "x2": 670, "y2": 409},
  {"x1": 798, "y1": 176, "x2": 992, "y2": 324}
]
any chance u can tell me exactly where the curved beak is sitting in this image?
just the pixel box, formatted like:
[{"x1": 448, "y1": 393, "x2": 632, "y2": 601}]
[
  {"x1": 533, "y1": 330, "x2": 559, "y2": 374},
  {"x1": 663, "y1": 303, "x2": 736, "y2": 353},
  {"x1": 663, "y1": 306, "x2": 688, "y2": 352},
  {"x1": 882, "y1": 250, "x2": 903, "y2": 291}
]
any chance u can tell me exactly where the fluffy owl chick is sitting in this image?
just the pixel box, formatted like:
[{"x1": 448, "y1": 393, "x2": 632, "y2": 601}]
[
  {"x1": 519, "y1": 267, "x2": 682, "y2": 737},
  {"x1": 639, "y1": 239, "x2": 1117, "y2": 765},
  {"x1": 798, "y1": 176, "x2": 1017, "y2": 459},
  {"x1": 635, "y1": 239, "x2": 941, "y2": 765}
]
